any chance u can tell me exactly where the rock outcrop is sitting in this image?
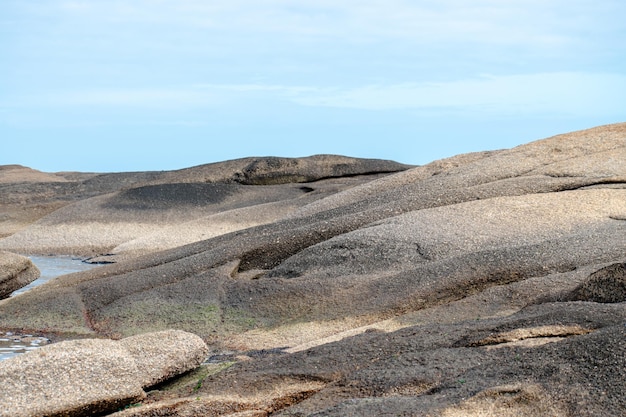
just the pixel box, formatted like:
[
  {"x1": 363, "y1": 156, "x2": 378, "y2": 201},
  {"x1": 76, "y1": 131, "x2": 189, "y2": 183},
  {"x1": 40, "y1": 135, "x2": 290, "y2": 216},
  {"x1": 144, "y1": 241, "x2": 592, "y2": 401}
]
[
  {"x1": 0, "y1": 251, "x2": 39, "y2": 298},
  {"x1": 0, "y1": 123, "x2": 625, "y2": 416},
  {"x1": 117, "y1": 303, "x2": 626, "y2": 417},
  {"x1": 0, "y1": 156, "x2": 410, "y2": 257},
  {"x1": 0, "y1": 330, "x2": 208, "y2": 417}
]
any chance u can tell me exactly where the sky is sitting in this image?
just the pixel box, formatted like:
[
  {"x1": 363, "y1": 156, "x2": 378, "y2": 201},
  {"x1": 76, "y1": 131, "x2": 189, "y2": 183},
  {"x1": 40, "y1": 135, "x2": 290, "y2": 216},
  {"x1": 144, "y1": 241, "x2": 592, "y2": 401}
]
[{"x1": 1, "y1": 0, "x2": 625, "y2": 173}]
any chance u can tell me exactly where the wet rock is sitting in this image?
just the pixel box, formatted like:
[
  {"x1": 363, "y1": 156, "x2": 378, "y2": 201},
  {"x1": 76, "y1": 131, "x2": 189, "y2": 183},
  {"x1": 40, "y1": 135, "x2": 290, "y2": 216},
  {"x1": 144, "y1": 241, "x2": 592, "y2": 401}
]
[{"x1": 0, "y1": 331, "x2": 49, "y2": 361}]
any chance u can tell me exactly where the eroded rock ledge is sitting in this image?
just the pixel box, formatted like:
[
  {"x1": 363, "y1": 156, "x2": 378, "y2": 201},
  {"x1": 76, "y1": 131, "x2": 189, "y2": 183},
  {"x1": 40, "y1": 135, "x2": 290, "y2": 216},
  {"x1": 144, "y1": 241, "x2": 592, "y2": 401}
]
[{"x1": 0, "y1": 251, "x2": 39, "y2": 299}]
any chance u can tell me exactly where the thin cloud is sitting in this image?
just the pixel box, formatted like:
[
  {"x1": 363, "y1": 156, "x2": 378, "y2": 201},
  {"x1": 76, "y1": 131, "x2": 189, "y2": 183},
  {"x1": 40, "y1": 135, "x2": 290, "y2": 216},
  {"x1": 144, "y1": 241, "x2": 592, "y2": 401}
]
[
  {"x1": 10, "y1": 72, "x2": 624, "y2": 119},
  {"x1": 292, "y1": 72, "x2": 626, "y2": 116},
  {"x1": 9, "y1": 88, "x2": 219, "y2": 108},
  {"x1": 3, "y1": 84, "x2": 314, "y2": 110},
  {"x1": 49, "y1": 0, "x2": 622, "y2": 48},
  {"x1": 193, "y1": 84, "x2": 317, "y2": 95}
]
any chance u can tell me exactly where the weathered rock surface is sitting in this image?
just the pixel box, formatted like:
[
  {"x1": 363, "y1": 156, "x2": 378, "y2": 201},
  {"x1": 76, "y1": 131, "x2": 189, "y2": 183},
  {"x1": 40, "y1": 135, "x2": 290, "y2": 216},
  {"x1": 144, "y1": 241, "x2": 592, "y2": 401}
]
[
  {"x1": 0, "y1": 123, "x2": 625, "y2": 416},
  {"x1": 0, "y1": 156, "x2": 410, "y2": 257},
  {"x1": 0, "y1": 251, "x2": 39, "y2": 298},
  {"x1": 192, "y1": 302, "x2": 626, "y2": 417},
  {"x1": 0, "y1": 330, "x2": 208, "y2": 417},
  {"x1": 0, "y1": 165, "x2": 71, "y2": 184},
  {"x1": 568, "y1": 262, "x2": 626, "y2": 303},
  {"x1": 119, "y1": 329, "x2": 210, "y2": 388}
]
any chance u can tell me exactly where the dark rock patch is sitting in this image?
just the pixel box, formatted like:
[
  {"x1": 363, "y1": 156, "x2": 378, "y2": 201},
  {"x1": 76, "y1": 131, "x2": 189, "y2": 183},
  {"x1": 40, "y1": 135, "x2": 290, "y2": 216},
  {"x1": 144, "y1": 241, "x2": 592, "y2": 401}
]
[
  {"x1": 105, "y1": 183, "x2": 241, "y2": 210},
  {"x1": 569, "y1": 262, "x2": 626, "y2": 303},
  {"x1": 232, "y1": 155, "x2": 413, "y2": 185}
]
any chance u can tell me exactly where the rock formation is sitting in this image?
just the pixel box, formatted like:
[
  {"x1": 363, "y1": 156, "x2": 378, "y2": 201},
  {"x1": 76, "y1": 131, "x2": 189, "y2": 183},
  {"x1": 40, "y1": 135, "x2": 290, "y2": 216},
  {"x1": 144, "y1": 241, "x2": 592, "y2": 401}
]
[
  {"x1": 0, "y1": 330, "x2": 208, "y2": 417},
  {"x1": 0, "y1": 251, "x2": 39, "y2": 298},
  {"x1": 0, "y1": 155, "x2": 410, "y2": 258},
  {"x1": 0, "y1": 123, "x2": 625, "y2": 416}
]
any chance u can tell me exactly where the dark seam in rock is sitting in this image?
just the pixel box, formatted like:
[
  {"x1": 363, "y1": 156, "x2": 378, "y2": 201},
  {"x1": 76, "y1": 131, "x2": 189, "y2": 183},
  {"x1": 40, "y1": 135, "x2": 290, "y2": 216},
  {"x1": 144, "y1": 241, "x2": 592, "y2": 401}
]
[{"x1": 415, "y1": 243, "x2": 430, "y2": 261}]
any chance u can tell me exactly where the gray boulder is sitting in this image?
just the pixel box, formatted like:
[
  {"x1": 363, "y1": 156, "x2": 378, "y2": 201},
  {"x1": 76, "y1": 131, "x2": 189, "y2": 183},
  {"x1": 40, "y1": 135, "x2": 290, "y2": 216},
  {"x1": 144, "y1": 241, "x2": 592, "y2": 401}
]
[
  {"x1": 0, "y1": 330, "x2": 208, "y2": 417},
  {"x1": 2, "y1": 124, "x2": 623, "y2": 341},
  {"x1": 0, "y1": 251, "x2": 39, "y2": 299}
]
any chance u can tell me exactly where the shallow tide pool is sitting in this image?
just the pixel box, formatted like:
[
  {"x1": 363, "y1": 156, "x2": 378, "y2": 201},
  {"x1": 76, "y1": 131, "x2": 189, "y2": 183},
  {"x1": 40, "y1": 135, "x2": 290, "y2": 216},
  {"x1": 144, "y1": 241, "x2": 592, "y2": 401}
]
[
  {"x1": 11, "y1": 255, "x2": 99, "y2": 296},
  {"x1": 0, "y1": 256, "x2": 100, "y2": 361}
]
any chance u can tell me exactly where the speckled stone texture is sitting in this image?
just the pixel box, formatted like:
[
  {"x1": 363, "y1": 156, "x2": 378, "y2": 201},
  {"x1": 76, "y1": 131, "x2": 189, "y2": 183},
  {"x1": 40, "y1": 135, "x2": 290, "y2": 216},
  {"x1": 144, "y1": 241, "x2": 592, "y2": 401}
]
[
  {"x1": 0, "y1": 123, "x2": 625, "y2": 416},
  {"x1": 0, "y1": 330, "x2": 207, "y2": 417},
  {"x1": 0, "y1": 251, "x2": 39, "y2": 298}
]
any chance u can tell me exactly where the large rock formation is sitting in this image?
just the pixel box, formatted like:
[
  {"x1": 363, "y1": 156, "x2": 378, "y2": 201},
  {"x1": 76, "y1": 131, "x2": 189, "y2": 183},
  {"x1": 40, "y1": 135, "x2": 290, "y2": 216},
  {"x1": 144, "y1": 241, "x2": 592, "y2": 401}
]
[
  {"x1": 113, "y1": 304, "x2": 626, "y2": 417},
  {"x1": 0, "y1": 330, "x2": 208, "y2": 417},
  {"x1": 0, "y1": 123, "x2": 625, "y2": 416},
  {"x1": 0, "y1": 251, "x2": 39, "y2": 298},
  {"x1": 0, "y1": 156, "x2": 410, "y2": 258}
]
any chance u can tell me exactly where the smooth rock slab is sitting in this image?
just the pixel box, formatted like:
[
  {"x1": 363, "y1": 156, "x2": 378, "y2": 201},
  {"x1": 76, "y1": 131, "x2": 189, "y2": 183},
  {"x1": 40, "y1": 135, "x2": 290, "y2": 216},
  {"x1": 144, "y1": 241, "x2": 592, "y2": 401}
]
[
  {"x1": 120, "y1": 329, "x2": 210, "y2": 388},
  {"x1": 0, "y1": 330, "x2": 208, "y2": 417}
]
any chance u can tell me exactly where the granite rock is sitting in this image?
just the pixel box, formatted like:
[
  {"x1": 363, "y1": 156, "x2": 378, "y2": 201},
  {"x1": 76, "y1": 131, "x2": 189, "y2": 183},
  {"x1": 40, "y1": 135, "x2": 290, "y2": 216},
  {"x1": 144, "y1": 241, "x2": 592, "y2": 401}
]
[
  {"x1": 0, "y1": 123, "x2": 625, "y2": 416},
  {"x1": 0, "y1": 251, "x2": 39, "y2": 299},
  {"x1": 0, "y1": 330, "x2": 208, "y2": 417}
]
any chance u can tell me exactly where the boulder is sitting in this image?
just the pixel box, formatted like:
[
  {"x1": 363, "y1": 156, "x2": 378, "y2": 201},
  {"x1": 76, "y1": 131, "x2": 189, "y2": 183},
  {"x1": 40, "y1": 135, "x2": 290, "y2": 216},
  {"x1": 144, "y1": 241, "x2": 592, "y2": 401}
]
[
  {"x1": 0, "y1": 330, "x2": 208, "y2": 417},
  {"x1": 1, "y1": 124, "x2": 623, "y2": 342},
  {"x1": 119, "y1": 329, "x2": 210, "y2": 388},
  {"x1": 0, "y1": 251, "x2": 39, "y2": 299},
  {"x1": 0, "y1": 338, "x2": 144, "y2": 417}
]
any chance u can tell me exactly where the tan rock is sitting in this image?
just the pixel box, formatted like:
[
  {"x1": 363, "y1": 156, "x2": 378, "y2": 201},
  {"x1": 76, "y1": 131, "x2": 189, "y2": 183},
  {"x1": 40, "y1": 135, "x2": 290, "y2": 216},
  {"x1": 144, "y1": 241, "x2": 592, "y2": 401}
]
[
  {"x1": 0, "y1": 338, "x2": 145, "y2": 417},
  {"x1": 0, "y1": 124, "x2": 625, "y2": 416},
  {"x1": 119, "y1": 329, "x2": 209, "y2": 388},
  {"x1": 0, "y1": 330, "x2": 208, "y2": 417}
]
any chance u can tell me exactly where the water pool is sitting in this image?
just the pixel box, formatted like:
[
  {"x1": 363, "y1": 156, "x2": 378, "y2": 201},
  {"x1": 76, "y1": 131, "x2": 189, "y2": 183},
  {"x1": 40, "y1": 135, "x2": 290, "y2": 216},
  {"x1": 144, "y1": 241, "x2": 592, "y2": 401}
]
[{"x1": 0, "y1": 256, "x2": 100, "y2": 361}]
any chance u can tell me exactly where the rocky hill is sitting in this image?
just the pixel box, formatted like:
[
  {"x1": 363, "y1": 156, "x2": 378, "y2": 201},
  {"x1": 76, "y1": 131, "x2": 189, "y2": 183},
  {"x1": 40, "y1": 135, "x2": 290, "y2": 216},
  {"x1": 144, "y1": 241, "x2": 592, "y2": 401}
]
[{"x1": 0, "y1": 123, "x2": 625, "y2": 416}]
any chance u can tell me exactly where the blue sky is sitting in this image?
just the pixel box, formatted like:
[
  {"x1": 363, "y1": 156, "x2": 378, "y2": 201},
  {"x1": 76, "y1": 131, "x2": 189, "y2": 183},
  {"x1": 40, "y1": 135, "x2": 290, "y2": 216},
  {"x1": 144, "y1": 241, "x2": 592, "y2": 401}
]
[{"x1": 1, "y1": 0, "x2": 625, "y2": 172}]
